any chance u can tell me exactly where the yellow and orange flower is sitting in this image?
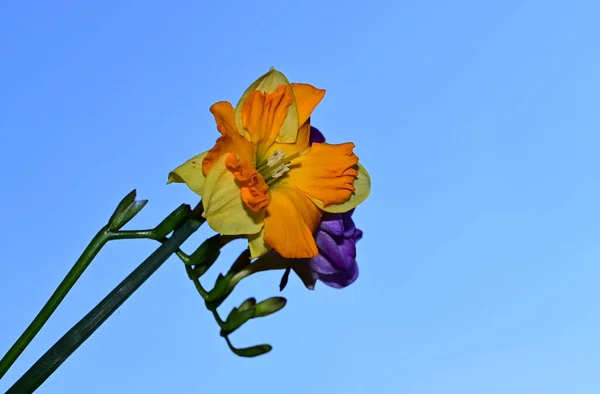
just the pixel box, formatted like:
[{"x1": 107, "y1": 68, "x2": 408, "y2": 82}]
[{"x1": 168, "y1": 68, "x2": 370, "y2": 259}]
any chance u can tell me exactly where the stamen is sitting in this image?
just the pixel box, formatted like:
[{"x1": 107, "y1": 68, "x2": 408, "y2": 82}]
[
  {"x1": 267, "y1": 149, "x2": 286, "y2": 167},
  {"x1": 271, "y1": 164, "x2": 290, "y2": 179},
  {"x1": 281, "y1": 150, "x2": 302, "y2": 164},
  {"x1": 259, "y1": 148, "x2": 304, "y2": 185},
  {"x1": 257, "y1": 148, "x2": 286, "y2": 173}
]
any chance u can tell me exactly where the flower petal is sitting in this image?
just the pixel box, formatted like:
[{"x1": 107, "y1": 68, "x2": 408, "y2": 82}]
[
  {"x1": 315, "y1": 231, "x2": 356, "y2": 271},
  {"x1": 291, "y1": 83, "x2": 326, "y2": 128},
  {"x1": 225, "y1": 154, "x2": 270, "y2": 212},
  {"x1": 309, "y1": 253, "x2": 339, "y2": 275},
  {"x1": 202, "y1": 154, "x2": 264, "y2": 235},
  {"x1": 261, "y1": 120, "x2": 311, "y2": 165},
  {"x1": 283, "y1": 142, "x2": 359, "y2": 206},
  {"x1": 264, "y1": 187, "x2": 322, "y2": 258},
  {"x1": 248, "y1": 227, "x2": 271, "y2": 258},
  {"x1": 353, "y1": 228, "x2": 363, "y2": 243},
  {"x1": 210, "y1": 101, "x2": 239, "y2": 136},
  {"x1": 308, "y1": 163, "x2": 371, "y2": 214},
  {"x1": 203, "y1": 102, "x2": 254, "y2": 174},
  {"x1": 234, "y1": 68, "x2": 300, "y2": 144},
  {"x1": 315, "y1": 261, "x2": 359, "y2": 289},
  {"x1": 318, "y1": 213, "x2": 345, "y2": 237},
  {"x1": 309, "y1": 126, "x2": 326, "y2": 144},
  {"x1": 341, "y1": 209, "x2": 357, "y2": 237},
  {"x1": 167, "y1": 151, "x2": 209, "y2": 196},
  {"x1": 240, "y1": 84, "x2": 295, "y2": 160}
]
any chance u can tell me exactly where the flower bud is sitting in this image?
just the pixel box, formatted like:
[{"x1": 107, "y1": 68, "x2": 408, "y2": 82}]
[
  {"x1": 253, "y1": 297, "x2": 286, "y2": 318},
  {"x1": 107, "y1": 190, "x2": 147, "y2": 231}
]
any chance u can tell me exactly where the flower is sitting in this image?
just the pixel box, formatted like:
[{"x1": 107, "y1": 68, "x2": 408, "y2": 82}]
[
  {"x1": 168, "y1": 68, "x2": 370, "y2": 259},
  {"x1": 303, "y1": 209, "x2": 363, "y2": 289},
  {"x1": 288, "y1": 127, "x2": 363, "y2": 289}
]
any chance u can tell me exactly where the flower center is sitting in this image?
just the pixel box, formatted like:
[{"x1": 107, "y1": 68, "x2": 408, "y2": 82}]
[
  {"x1": 257, "y1": 149, "x2": 301, "y2": 186},
  {"x1": 225, "y1": 148, "x2": 303, "y2": 213}
]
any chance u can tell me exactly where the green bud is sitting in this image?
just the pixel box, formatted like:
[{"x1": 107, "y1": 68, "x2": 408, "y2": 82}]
[
  {"x1": 279, "y1": 268, "x2": 291, "y2": 291},
  {"x1": 237, "y1": 297, "x2": 256, "y2": 312},
  {"x1": 107, "y1": 190, "x2": 147, "y2": 231},
  {"x1": 190, "y1": 252, "x2": 220, "y2": 275},
  {"x1": 152, "y1": 204, "x2": 191, "y2": 239},
  {"x1": 221, "y1": 307, "x2": 254, "y2": 336},
  {"x1": 205, "y1": 273, "x2": 234, "y2": 308},
  {"x1": 229, "y1": 344, "x2": 272, "y2": 358},
  {"x1": 253, "y1": 297, "x2": 286, "y2": 318},
  {"x1": 189, "y1": 235, "x2": 222, "y2": 267},
  {"x1": 227, "y1": 249, "x2": 251, "y2": 274}
]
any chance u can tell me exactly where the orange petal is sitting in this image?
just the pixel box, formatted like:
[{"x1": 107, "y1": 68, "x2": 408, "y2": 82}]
[
  {"x1": 291, "y1": 83, "x2": 326, "y2": 127},
  {"x1": 203, "y1": 102, "x2": 254, "y2": 175},
  {"x1": 283, "y1": 142, "x2": 359, "y2": 206},
  {"x1": 210, "y1": 101, "x2": 238, "y2": 136},
  {"x1": 264, "y1": 187, "x2": 322, "y2": 258},
  {"x1": 241, "y1": 84, "x2": 295, "y2": 161},
  {"x1": 234, "y1": 68, "x2": 300, "y2": 145},
  {"x1": 225, "y1": 154, "x2": 270, "y2": 212}
]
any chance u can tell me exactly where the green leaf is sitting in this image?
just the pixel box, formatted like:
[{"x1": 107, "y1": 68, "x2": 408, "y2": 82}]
[{"x1": 253, "y1": 297, "x2": 286, "y2": 318}]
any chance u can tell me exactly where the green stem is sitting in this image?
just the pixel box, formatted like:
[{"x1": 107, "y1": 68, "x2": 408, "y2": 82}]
[
  {"x1": 109, "y1": 229, "x2": 157, "y2": 239},
  {"x1": 5, "y1": 218, "x2": 203, "y2": 394},
  {"x1": 0, "y1": 202, "x2": 191, "y2": 380},
  {"x1": 185, "y1": 266, "x2": 225, "y2": 326},
  {"x1": 229, "y1": 254, "x2": 293, "y2": 289},
  {"x1": 0, "y1": 226, "x2": 111, "y2": 380}
]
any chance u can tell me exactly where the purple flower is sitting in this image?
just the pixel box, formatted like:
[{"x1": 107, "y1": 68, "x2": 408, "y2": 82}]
[
  {"x1": 309, "y1": 126, "x2": 326, "y2": 145},
  {"x1": 308, "y1": 209, "x2": 362, "y2": 288}
]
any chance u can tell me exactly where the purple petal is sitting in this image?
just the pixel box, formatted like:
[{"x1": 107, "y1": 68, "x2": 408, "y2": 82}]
[
  {"x1": 353, "y1": 229, "x2": 363, "y2": 243},
  {"x1": 337, "y1": 237, "x2": 358, "y2": 267},
  {"x1": 309, "y1": 253, "x2": 338, "y2": 275},
  {"x1": 318, "y1": 214, "x2": 345, "y2": 236},
  {"x1": 315, "y1": 231, "x2": 356, "y2": 271},
  {"x1": 309, "y1": 126, "x2": 326, "y2": 145},
  {"x1": 339, "y1": 209, "x2": 357, "y2": 236},
  {"x1": 317, "y1": 261, "x2": 359, "y2": 289}
]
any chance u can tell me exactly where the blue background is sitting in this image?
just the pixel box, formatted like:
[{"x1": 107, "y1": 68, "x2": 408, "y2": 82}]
[{"x1": 1, "y1": 1, "x2": 600, "y2": 393}]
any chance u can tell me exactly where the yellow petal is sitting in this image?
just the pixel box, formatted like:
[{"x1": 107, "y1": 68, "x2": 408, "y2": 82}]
[
  {"x1": 234, "y1": 68, "x2": 299, "y2": 144},
  {"x1": 167, "y1": 151, "x2": 209, "y2": 196},
  {"x1": 202, "y1": 154, "x2": 264, "y2": 235},
  {"x1": 248, "y1": 227, "x2": 270, "y2": 259},
  {"x1": 262, "y1": 119, "x2": 312, "y2": 163},
  {"x1": 308, "y1": 163, "x2": 371, "y2": 213}
]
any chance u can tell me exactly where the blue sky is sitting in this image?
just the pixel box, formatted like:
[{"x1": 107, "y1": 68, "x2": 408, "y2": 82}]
[{"x1": 1, "y1": 0, "x2": 600, "y2": 393}]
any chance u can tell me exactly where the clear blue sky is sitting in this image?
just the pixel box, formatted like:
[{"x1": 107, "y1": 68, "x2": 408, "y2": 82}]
[{"x1": 1, "y1": 1, "x2": 599, "y2": 393}]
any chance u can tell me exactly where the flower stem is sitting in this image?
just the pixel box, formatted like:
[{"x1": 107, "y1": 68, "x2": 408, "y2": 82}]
[
  {"x1": 5, "y1": 217, "x2": 203, "y2": 394},
  {"x1": 0, "y1": 201, "x2": 191, "y2": 380},
  {"x1": 0, "y1": 226, "x2": 111, "y2": 380}
]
